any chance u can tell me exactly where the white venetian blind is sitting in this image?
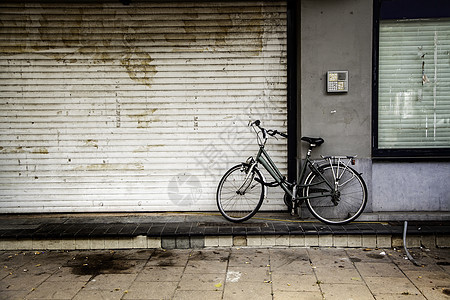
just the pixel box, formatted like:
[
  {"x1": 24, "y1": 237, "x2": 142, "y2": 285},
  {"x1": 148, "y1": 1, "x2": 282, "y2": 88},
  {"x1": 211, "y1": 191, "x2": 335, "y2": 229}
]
[{"x1": 378, "y1": 18, "x2": 450, "y2": 148}]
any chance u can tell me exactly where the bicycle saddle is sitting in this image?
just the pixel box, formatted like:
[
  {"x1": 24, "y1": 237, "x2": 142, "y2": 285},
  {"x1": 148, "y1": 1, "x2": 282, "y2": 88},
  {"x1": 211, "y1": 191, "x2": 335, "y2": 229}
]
[{"x1": 301, "y1": 136, "x2": 324, "y2": 147}]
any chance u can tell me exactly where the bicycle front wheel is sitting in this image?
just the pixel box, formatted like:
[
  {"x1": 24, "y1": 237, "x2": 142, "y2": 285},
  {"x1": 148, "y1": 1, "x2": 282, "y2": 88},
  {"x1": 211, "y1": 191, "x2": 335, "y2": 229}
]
[
  {"x1": 216, "y1": 164, "x2": 265, "y2": 222},
  {"x1": 304, "y1": 164, "x2": 367, "y2": 225}
]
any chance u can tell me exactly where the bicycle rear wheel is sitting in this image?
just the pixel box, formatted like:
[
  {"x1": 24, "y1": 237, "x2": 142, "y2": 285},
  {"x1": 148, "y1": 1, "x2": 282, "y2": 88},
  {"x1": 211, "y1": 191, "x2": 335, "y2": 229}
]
[
  {"x1": 216, "y1": 164, "x2": 265, "y2": 222},
  {"x1": 304, "y1": 164, "x2": 367, "y2": 225}
]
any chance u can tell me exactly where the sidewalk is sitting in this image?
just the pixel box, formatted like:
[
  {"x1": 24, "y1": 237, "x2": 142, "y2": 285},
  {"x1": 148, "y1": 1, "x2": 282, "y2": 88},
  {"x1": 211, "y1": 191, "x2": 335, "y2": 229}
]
[
  {"x1": 1, "y1": 247, "x2": 449, "y2": 299},
  {"x1": 1, "y1": 213, "x2": 449, "y2": 250}
]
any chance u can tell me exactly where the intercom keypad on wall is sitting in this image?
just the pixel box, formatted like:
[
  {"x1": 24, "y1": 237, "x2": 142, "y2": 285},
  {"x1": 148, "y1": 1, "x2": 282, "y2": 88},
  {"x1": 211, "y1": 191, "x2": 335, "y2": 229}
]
[{"x1": 327, "y1": 71, "x2": 348, "y2": 93}]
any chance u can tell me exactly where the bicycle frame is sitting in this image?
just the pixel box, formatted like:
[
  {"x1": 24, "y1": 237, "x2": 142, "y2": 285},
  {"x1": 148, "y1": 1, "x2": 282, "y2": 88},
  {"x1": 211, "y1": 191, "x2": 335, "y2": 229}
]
[{"x1": 254, "y1": 146, "x2": 334, "y2": 202}]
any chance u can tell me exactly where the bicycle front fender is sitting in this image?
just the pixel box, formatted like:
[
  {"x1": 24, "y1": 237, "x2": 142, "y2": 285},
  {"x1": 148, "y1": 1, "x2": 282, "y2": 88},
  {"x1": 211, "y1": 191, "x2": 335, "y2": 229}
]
[{"x1": 246, "y1": 164, "x2": 267, "y2": 200}]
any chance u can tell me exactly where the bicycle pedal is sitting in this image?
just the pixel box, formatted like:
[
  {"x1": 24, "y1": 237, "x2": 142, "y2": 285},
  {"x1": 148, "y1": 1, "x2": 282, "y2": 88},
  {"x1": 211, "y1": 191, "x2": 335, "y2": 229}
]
[{"x1": 290, "y1": 208, "x2": 295, "y2": 216}]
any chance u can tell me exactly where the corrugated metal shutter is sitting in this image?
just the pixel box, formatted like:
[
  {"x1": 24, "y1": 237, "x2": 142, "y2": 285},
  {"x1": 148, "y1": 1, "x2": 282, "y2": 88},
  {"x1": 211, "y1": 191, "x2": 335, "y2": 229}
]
[{"x1": 0, "y1": 1, "x2": 287, "y2": 213}]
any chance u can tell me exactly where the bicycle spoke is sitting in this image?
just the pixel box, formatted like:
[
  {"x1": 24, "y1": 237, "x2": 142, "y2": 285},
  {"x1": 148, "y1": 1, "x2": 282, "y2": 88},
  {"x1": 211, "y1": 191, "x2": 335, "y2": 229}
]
[
  {"x1": 216, "y1": 165, "x2": 265, "y2": 222},
  {"x1": 305, "y1": 164, "x2": 367, "y2": 224}
]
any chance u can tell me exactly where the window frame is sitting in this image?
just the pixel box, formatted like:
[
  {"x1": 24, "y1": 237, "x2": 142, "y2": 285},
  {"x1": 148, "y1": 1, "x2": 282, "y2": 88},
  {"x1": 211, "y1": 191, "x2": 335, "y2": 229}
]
[{"x1": 372, "y1": 0, "x2": 450, "y2": 158}]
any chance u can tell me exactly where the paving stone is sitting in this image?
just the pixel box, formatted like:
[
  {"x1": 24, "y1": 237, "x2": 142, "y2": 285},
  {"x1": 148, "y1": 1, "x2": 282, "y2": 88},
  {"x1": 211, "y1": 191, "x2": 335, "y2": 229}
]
[
  {"x1": 60, "y1": 238, "x2": 77, "y2": 250},
  {"x1": 275, "y1": 235, "x2": 290, "y2": 246},
  {"x1": 72, "y1": 289, "x2": 125, "y2": 300},
  {"x1": 419, "y1": 286, "x2": 450, "y2": 300},
  {"x1": 117, "y1": 237, "x2": 134, "y2": 249},
  {"x1": 173, "y1": 290, "x2": 223, "y2": 300},
  {"x1": 226, "y1": 266, "x2": 270, "y2": 282},
  {"x1": 355, "y1": 262, "x2": 403, "y2": 277},
  {"x1": 136, "y1": 266, "x2": 184, "y2": 282},
  {"x1": 436, "y1": 235, "x2": 450, "y2": 247},
  {"x1": 89, "y1": 239, "x2": 105, "y2": 250},
  {"x1": 46, "y1": 266, "x2": 91, "y2": 282},
  {"x1": 271, "y1": 273, "x2": 319, "y2": 292},
  {"x1": 133, "y1": 224, "x2": 152, "y2": 236},
  {"x1": 333, "y1": 235, "x2": 348, "y2": 247},
  {"x1": 0, "y1": 239, "x2": 33, "y2": 250},
  {"x1": 404, "y1": 235, "x2": 422, "y2": 248},
  {"x1": 233, "y1": 236, "x2": 247, "y2": 247},
  {"x1": 104, "y1": 237, "x2": 119, "y2": 249},
  {"x1": 365, "y1": 276, "x2": 421, "y2": 295},
  {"x1": 112, "y1": 249, "x2": 152, "y2": 261},
  {"x1": 318, "y1": 234, "x2": 333, "y2": 247},
  {"x1": 270, "y1": 249, "x2": 312, "y2": 274},
  {"x1": 146, "y1": 249, "x2": 190, "y2": 267},
  {"x1": 74, "y1": 238, "x2": 90, "y2": 250},
  {"x1": 190, "y1": 249, "x2": 229, "y2": 261},
  {"x1": 373, "y1": 294, "x2": 426, "y2": 300},
  {"x1": 175, "y1": 237, "x2": 190, "y2": 249},
  {"x1": 178, "y1": 272, "x2": 225, "y2": 291},
  {"x1": 347, "y1": 235, "x2": 362, "y2": 247},
  {"x1": 27, "y1": 280, "x2": 86, "y2": 299},
  {"x1": 392, "y1": 236, "x2": 404, "y2": 248},
  {"x1": 362, "y1": 235, "x2": 377, "y2": 248},
  {"x1": 0, "y1": 290, "x2": 30, "y2": 300},
  {"x1": 204, "y1": 236, "x2": 220, "y2": 247},
  {"x1": 190, "y1": 236, "x2": 205, "y2": 249},
  {"x1": 118, "y1": 224, "x2": 138, "y2": 236},
  {"x1": 420, "y1": 235, "x2": 436, "y2": 248},
  {"x1": 84, "y1": 273, "x2": 137, "y2": 291},
  {"x1": 314, "y1": 267, "x2": 363, "y2": 284},
  {"x1": 123, "y1": 281, "x2": 178, "y2": 299},
  {"x1": 223, "y1": 281, "x2": 273, "y2": 300},
  {"x1": 305, "y1": 235, "x2": 319, "y2": 247},
  {"x1": 320, "y1": 283, "x2": 374, "y2": 300},
  {"x1": 229, "y1": 248, "x2": 269, "y2": 268},
  {"x1": 0, "y1": 273, "x2": 51, "y2": 291},
  {"x1": 218, "y1": 235, "x2": 233, "y2": 247},
  {"x1": 247, "y1": 235, "x2": 262, "y2": 246},
  {"x1": 161, "y1": 237, "x2": 176, "y2": 249},
  {"x1": 289, "y1": 235, "x2": 305, "y2": 246},
  {"x1": 32, "y1": 239, "x2": 60, "y2": 250},
  {"x1": 345, "y1": 248, "x2": 390, "y2": 263},
  {"x1": 377, "y1": 235, "x2": 392, "y2": 248},
  {"x1": 308, "y1": 248, "x2": 352, "y2": 267},
  {"x1": 403, "y1": 270, "x2": 450, "y2": 288},
  {"x1": 273, "y1": 291, "x2": 323, "y2": 300},
  {"x1": 147, "y1": 237, "x2": 161, "y2": 249},
  {"x1": 184, "y1": 259, "x2": 227, "y2": 274},
  {"x1": 261, "y1": 235, "x2": 276, "y2": 246},
  {"x1": 132, "y1": 236, "x2": 147, "y2": 249}
]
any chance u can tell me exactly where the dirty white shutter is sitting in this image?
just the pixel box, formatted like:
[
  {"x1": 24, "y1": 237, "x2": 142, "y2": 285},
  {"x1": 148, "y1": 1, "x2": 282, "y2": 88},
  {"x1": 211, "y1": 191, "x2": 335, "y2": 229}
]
[
  {"x1": 378, "y1": 18, "x2": 450, "y2": 148},
  {"x1": 0, "y1": 1, "x2": 287, "y2": 213}
]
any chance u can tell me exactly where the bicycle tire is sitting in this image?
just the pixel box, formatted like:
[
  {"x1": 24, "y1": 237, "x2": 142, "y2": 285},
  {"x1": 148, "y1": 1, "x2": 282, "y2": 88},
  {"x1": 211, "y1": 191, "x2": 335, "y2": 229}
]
[
  {"x1": 304, "y1": 163, "x2": 367, "y2": 225},
  {"x1": 216, "y1": 164, "x2": 265, "y2": 222}
]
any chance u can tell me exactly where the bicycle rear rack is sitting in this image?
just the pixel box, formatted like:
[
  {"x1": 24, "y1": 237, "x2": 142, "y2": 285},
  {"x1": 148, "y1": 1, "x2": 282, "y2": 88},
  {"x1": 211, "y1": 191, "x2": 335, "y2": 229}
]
[{"x1": 321, "y1": 155, "x2": 356, "y2": 166}]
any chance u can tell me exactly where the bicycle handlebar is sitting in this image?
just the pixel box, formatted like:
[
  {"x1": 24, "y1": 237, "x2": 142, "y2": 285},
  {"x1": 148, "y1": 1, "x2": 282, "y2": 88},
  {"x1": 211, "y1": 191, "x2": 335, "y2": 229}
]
[
  {"x1": 250, "y1": 120, "x2": 288, "y2": 139},
  {"x1": 268, "y1": 129, "x2": 288, "y2": 138}
]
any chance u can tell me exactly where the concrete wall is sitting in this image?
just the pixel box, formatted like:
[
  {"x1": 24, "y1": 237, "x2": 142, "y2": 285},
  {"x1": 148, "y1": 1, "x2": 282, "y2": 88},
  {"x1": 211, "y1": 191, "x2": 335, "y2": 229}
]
[
  {"x1": 298, "y1": 0, "x2": 450, "y2": 216},
  {"x1": 373, "y1": 162, "x2": 450, "y2": 212},
  {"x1": 299, "y1": 0, "x2": 373, "y2": 158}
]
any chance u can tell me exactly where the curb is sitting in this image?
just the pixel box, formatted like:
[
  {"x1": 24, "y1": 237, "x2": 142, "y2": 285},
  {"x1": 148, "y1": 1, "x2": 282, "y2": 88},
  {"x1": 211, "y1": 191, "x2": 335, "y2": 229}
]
[{"x1": 1, "y1": 233, "x2": 449, "y2": 250}]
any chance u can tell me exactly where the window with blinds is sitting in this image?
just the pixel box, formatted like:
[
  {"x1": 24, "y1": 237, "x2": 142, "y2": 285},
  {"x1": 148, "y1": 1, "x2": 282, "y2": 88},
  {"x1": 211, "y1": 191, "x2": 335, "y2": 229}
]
[{"x1": 378, "y1": 18, "x2": 450, "y2": 149}]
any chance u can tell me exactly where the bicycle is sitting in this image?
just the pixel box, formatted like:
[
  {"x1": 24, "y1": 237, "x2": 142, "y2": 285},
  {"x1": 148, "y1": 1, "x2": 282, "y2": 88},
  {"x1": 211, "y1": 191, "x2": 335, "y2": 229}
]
[{"x1": 216, "y1": 120, "x2": 367, "y2": 225}]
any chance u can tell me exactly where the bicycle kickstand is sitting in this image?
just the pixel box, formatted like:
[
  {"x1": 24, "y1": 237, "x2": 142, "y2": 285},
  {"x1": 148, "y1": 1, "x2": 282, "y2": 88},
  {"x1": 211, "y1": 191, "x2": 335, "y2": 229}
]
[{"x1": 291, "y1": 183, "x2": 297, "y2": 216}]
